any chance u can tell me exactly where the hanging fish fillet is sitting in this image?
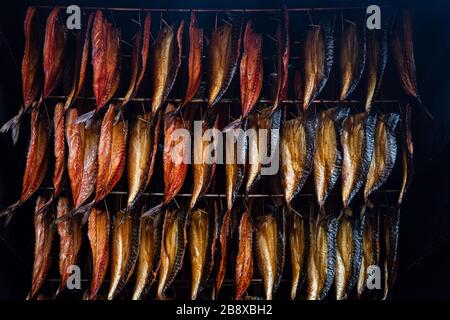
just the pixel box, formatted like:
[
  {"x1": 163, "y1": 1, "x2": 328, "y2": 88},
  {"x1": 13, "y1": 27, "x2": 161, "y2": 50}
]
[
  {"x1": 207, "y1": 18, "x2": 242, "y2": 109},
  {"x1": 235, "y1": 210, "x2": 253, "y2": 300},
  {"x1": 306, "y1": 210, "x2": 338, "y2": 300},
  {"x1": 126, "y1": 111, "x2": 161, "y2": 211},
  {"x1": 280, "y1": 113, "x2": 317, "y2": 210},
  {"x1": 338, "y1": 21, "x2": 366, "y2": 101},
  {"x1": 214, "y1": 208, "x2": 231, "y2": 299},
  {"x1": 271, "y1": 6, "x2": 289, "y2": 114},
  {"x1": 364, "y1": 113, "x2": 399, "y2": 203},
  {"x1": 398, "y1": 104, "x2": 414, "y2": 206},
  {"x1": 87, "y1": 206, "x2": 110, "y2": 300},
  {"x1": 157, "y1": 209, "x2": 188, "y2": 299},
  {"x1": 151, "y1": 21, "x2": 184, "y2": 116},
  {"x1": 182, "y1": 12, "x2": 203, "y2": 108},
  {"x1": 365, "y1": 27, "x2": 388, "y2": 111},
  {"x1": 313, "y1": 107, "x2": 349, "y2": 209},
  {"x1": 132, "y1": 211, "x2": 163, "y2": 300},
  {"x1": 300, "y1": 20, "x2": 335, "y2": 111},
  {"x1": 255, "y1": 210, "x2": 286, "y2": 300},
  {"x1": 55, "y1": 197, "x2": 82, "y2": 295},
  {"x1": 383, "y1": 206, "x2": 400, "y2": 300},
  {"x1": 28, "y1": 196, "x2": 54, "y2": 300},
  {"x1": 0, "y1": 109, "x2": 50, "y2": 222},
  {"x1": 43, "y1": 6, "x2": 67, "y2": 98},
  {"x1": 64, "y1": 12, "x2": 94, "y2": 110},
  {"x1": 65, "y1": 108, "x2": 100, "y2": 210},
  {"x1": 189, "y1": 116, "x2": 220, "y2": 210},
  {"x1": 108, "y1": 210, "x2": 140, "y2": 300},
  {"x1": 289, "y1": 212, "x2": 309, "y2": 300}
]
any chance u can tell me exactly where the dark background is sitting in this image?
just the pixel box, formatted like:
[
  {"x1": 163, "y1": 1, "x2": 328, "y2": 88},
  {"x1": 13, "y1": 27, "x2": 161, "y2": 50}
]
[{"x1": 0, "y1": 0, "x2": 450, "y2": 300}]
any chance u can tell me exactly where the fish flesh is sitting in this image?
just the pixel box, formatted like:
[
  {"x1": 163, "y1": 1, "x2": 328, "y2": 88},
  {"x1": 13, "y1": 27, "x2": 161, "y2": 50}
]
[
  {"x1": 157, "y1": 209, "x2": 188, "y2": 299},
  {"x1": 364, "y1": 113, "x2": 399, "y2": 203},
  {"x1": 254, "y1": 211, "x2": 286, "y2": 300},
  {"x1": 289, "y1": 212, "x2": 309, "y2": 300},
  {"x1": 0, "y1": 109, "x2": 50, "y2": 222},
  {"x1": 341, "y1": 112, "x2": 376, "y2": 209},
  {"x1": 313, "y1": 107, "x2": 349, "y2": 209},
  {"x1": 189, "y1": 116, "x2": 220, "y2": 210},
  {"x1": 240, "y1": 20, "x2": 263, "y2": 118},
  {"x1": 245, "y1": 107, "x2": 282, "y2": 194},
  {"x1": 235, "y1": 210, "x2": 253, "y2": 300},
  {"x1": 55, "y1": 197, "x2": 82, "y2": 295},
  {"x1": 280, "y1": 113, "x2": 317, "y2": 210},
  {"x1": 29, "y1": 196, "x2": 54, "y2": 299},
  {"x1": 306, "y1": 210, "x2": 338, "y2": 300},
  {"x1": 87, "y1": 206, "x2": 110, "y2": 300},
  {"x1": 132, "y1": 211, "x2": 163, "y2": 300},
  {"x1": 43, "y1": 6, "x2": 67, "y2": 98},
  {"x1": 182, "y1": 12, "x2": 203, "y2": 108},
  {"x1": 365, "y1": 27, "x2": 388, "y2": 111},
  {"x1": 64, "y1": 12, "x2": 94, "y2": 110},
  {"x1": 300, "y1": 20, "x2": 335, "y2": 111},
  {"x1": 65, "y1": 108, "x2": 100, "y2": 210},
  {"x1": 214, "y1": 208, "x2": 231, "y2": 299},
  {"x1": 151, "y1": 21, "x2": 184, "y2": 116},
  {"x1": 108, "y1": 210, "x2": 140, "y2": 300},
  {"x1": 338, "y1": 21, "x2": 366, "y2": 101},
  {"x1": 91, "y1": 10, "x2": 121, "y2": 113},
  {"x1": 207, "y1": 18, "x2": 242, "y2": 109},
  {"x1": 189, "y1": 209, "x2": 214, "y2": 300},
  {"x1": 271, "y1": 6, "x2": 289, "y2": 113}
]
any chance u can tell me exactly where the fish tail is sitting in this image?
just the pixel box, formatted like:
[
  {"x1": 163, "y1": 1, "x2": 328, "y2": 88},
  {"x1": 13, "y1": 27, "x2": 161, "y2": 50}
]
[
  {"x1": 0, "y1": 200, "x2": 22, "y2": 226},
  {"x1": 36, "y1": 195, "x2": 56, "y2": 216},
  {"x1": 75, "y1": 110, "x2": 96, "y2": 124},
  {"x1": 1, "y1": 107, "x2": 25, "y2": 145},
  {"x1": 415, "y1": 96, "x2": 433, "y2": 120},
  {"x1": 222, "y1": 116, "x2": 243, "y2": 133},
  {"x1": 142, "y1": 202, "x2": 163, "y2": 218},
  {"x1": 55, "y1": 201, "x2": 94, "y2": 224}
]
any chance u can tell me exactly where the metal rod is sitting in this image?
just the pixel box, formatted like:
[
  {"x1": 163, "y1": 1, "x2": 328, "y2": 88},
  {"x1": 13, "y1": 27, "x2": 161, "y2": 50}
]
[{"x1": 45, "y1": 95, "x2": 404, "y2": 105}]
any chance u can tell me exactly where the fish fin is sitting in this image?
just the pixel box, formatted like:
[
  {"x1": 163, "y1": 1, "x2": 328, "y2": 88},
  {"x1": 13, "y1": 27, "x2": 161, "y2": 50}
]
[
  {"x1": 0, "y1": 200, "x2": 22, "y2": 226},
  {"x1": 55, "y1": 201, "x2": 94, "y2": 224},
  {"x1": 222, "y1": 116, "x2": 243, "y2": 133},
  {"x1": 1, "y1": 107, "x2": 25, "y2": 145},
  {"x1": 142, "y1": 202, "x2": 163, "y2": 218},
  {"x1": 75, "y1": 110, "x2": 96, "y2": 124}
]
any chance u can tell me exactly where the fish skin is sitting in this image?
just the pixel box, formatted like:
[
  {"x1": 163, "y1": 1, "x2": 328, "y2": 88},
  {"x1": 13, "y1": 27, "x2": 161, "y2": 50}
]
[
  {"x1": 91, "y1": 10, "x2": 121, "y2": 112},
  {"x1": 301, "y1": 19, "x2": 335, "y2": 111},
  {"x1": 365, "y1": 27, "x2": 388, "y2": 111},
  {"x1": 151, "y1": 22, "x2": 184, "y2": 115},
  {"x1": 240, "y1": 20, "x2": 263, "y2": 118},
  {"x1": 87, "y1": 206, "x2": 110, "y2": 300},
  {"x1": 43, "y1": 6, "x2": 67, "y2": 98},
  {"x1": 254, "y1": 211, "x2": 286, "y2": 300},
  {"x1": 132, "y1": 211, "x2": 163, "y2": 300},
  {"x1": 339, "y1": 22, "x2": 366, "y2": 101},
  {"x1": 280, "y1": 113, "x2": 317, "y2": 209},
  {"x1": 22, "y1": 6, "x2": 43, "y2": 109},
  {"x1": 135, "y1": 14, "x2": 152, "y2": 96},
  {"x1": 66, "y1": 108, "x2": 100, "y2": 209},
  {"x1": 398, "y1": 104, "x2": 413, "y2": 206},
  {"x1": 341, "y1": 112, "x2": 376, "y2": 208},
  {"x1": 55, "y1": 197, "x2": 82, "y2": 295},
  {"x1": 235, "y1": 210, "x2": 254, "y2": 300},
  {"x1": 289, "y1": 212, "x2": 309, "y2": 300},
  {"x1": 382, "y1": 206, "x2": 400, "y2": 300},
  {"x1": 189, "y1": 115, "x2": 220, "y2": 210},
  {"x1": 0, "y1": 109, "x2": 50, "y2": 221},
  {"x1": 52, "y1": 102, "x2": 66, "y2": 199},
  {"x1": 95, "y1": 105, "x2": 128, "y2": 203},
  {"x1": 364, "y1": 113, "x2": 399, "y2": 202},
  {"x1": 207, "y1": 18, "x2": 243, "y2": 109},
  {"x1": 108, "y1": 210, "x2": 140, "y2": 300},
  {"x1": 313, "y1": 107, "x2": 349, "y2": 208},
  {"x1": 214, "y1": 209, "x2": 231, "y2": 299},
  {"x1": 29, "y1": 196, "x2": 54, "y2": 299},
  {"x1": 157, "y1": 209, "x2": 188, "y2": 299},
  {"x1": 183, "y1": 12, "x2": 203, "y2": 107}
]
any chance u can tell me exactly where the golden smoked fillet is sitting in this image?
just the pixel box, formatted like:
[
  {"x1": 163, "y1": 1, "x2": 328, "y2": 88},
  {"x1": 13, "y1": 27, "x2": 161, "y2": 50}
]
[
  {"x1": 157, "y1": 209, "x2": 187, "y2": 299},
  {"x1": 56, "y1": 197, "x2": 82, "y2": 295},
  {"x1": 289, "y1": 213, "x2": 309, "y2": 300},
  {"x1": 255, "y1": 212, "x2": 285, "y2": 300},
  {"x1": 280, "y1": 114, "x2": 317, "y2": 210},
  {"x1": 87, "y1": 206, "x2": 110, "y2": 300},
  {"x1": 313, "y1": 107, "x2": 349, "y2": 209},
  {"x1": 335, "y1": 214, "x2": 354, "y2": 300},
  {"x1": 235, "y1": 210, "x2": 254, "y2": 300},
  {"x1": 132, "y1": 212, "x2": 163, "y2": 300},
  {"x1": 214, "y1": 209, "x2": 231, "y2": 299},
  {"x1": 29, "y1": 196, "x2": 54, "y2": 299},
  {"x1": 43, "y1": 6, "x2": 67, "y2": 98},
  {"x1": 108, "y1": 210, "x2": 140, "y2": 300},
  {"x1": 339, "y1": 22, "x2": 366, "y2": 101},
  {"x1": 151, "y1": 21, "x2": 184, "y2": 115}
]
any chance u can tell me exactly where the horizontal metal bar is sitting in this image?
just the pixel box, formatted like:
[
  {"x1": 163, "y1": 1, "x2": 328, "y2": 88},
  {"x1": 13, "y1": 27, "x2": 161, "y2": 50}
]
[{"x1": 45, "y1": 95, "x2": 403, "y2": 105}]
